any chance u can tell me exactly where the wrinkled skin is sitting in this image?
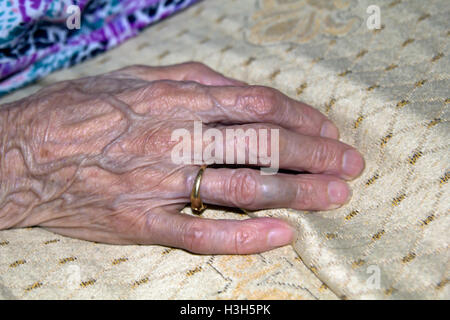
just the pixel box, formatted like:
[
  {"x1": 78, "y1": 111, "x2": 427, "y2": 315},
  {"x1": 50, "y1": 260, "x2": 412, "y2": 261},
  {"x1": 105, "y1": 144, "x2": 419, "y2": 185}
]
[{"x1": 0, "y1": 62, "x2": 364, "y2": 254}]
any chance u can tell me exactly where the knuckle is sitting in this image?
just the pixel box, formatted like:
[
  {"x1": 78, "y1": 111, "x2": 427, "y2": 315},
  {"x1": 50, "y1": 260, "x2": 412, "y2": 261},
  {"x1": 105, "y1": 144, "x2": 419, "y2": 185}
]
[
  {"x1": 138, "y1": 80, "x2": 202, "y2": 113},
  {"x1": 293, "y1": 106, "x2": 306, "y2": 129},
  {"x1": 234, "y1": 227, "x2": 258, "y2": 254},
  {"x1": 297, "y1": 181, "x2": 316, "y2": 208},
  {"x1": 227, "y1": 170, "x2": 258, "y2": 207},
  {"x1": 182, "y1": 220, "x2": 208, "y2": 252},
  {"x1": 239, "y1": 86, "x2": 279, "y2": 118},
  {"x1": 126, "y1": 126, "x2": 174, "y2": 155},
  {"x1": 310, "y1": 141, "x2": 336, "y2": 172}
]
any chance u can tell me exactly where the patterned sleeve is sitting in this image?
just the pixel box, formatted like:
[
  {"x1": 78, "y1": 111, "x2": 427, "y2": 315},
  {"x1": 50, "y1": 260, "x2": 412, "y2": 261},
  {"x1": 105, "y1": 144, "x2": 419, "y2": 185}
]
[{"x1": 0, "y1": 0, "x2": 199, "y2": 96}]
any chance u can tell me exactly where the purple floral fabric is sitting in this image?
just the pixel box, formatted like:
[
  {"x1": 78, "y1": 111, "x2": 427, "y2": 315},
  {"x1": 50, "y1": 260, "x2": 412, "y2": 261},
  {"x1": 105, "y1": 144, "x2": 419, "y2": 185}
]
[{"x1": 0, "y1": 0, "x2": 199, "y2": 96}]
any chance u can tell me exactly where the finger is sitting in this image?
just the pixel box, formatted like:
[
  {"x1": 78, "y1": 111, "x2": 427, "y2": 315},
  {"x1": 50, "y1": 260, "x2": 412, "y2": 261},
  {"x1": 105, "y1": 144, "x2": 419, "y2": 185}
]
[
  {"x1": 202, "y1": 85, "x2": 339, "y2": 139},
  {"x1": 198, "y1": 123, "x2": 364, "y2": 179},
  {"x1": 115, "y1": 62, "x2": 247, "y2": 86},
  {"x1": 115, "y1": 79, "x2": 339, "y2": 140},
  {"x1": 129, "y1": 82, "x2": 339, "y2": 138},
  {"x1": 190, "y1": 168, "x2": 352, "y2": 211},
  {"x1": 143, "y1": 211, "x2": 295, "y2": 254}
]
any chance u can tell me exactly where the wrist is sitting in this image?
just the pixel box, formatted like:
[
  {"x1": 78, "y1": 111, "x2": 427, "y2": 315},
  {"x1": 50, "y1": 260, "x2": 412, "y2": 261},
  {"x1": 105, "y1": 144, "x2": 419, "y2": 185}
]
[{"x1": 0, "y1": 105, "x2": 31, "y2": 229}]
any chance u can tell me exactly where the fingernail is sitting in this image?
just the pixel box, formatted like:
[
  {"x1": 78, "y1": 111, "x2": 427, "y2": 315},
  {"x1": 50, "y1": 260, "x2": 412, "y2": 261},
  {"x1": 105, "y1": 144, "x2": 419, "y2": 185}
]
[
  {"x1": 320, "y1": 121, "x2": 340, "y2": 139},
  {"x1": 342, "y1": 149, "x2": 365, "y2": 179},
  {"x1": 328, "y1": 181, "x2": 352, "y2": 206},
  {"x1": 267, "y1": 227, "x2": 294, "y2": 248}
]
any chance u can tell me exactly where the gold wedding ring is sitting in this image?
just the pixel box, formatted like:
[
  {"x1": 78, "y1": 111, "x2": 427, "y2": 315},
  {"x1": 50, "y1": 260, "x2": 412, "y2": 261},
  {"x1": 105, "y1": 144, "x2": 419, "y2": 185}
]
[{"x1": 190, "y1": 165, "x2": 207, "y2": 215}]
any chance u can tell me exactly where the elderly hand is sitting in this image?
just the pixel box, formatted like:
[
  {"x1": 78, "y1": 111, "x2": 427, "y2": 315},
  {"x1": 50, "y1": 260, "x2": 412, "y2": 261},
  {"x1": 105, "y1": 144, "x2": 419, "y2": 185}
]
[{"x1": 0, "y1": 62, "x2": 364, "y2": 254}]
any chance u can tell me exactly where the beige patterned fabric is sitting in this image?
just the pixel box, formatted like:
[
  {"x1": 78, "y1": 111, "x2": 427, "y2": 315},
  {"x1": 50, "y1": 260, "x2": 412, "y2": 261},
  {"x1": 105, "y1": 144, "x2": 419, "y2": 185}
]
[{"x1": 0, "y1": 0, "x2": 448, "y2": 299}]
